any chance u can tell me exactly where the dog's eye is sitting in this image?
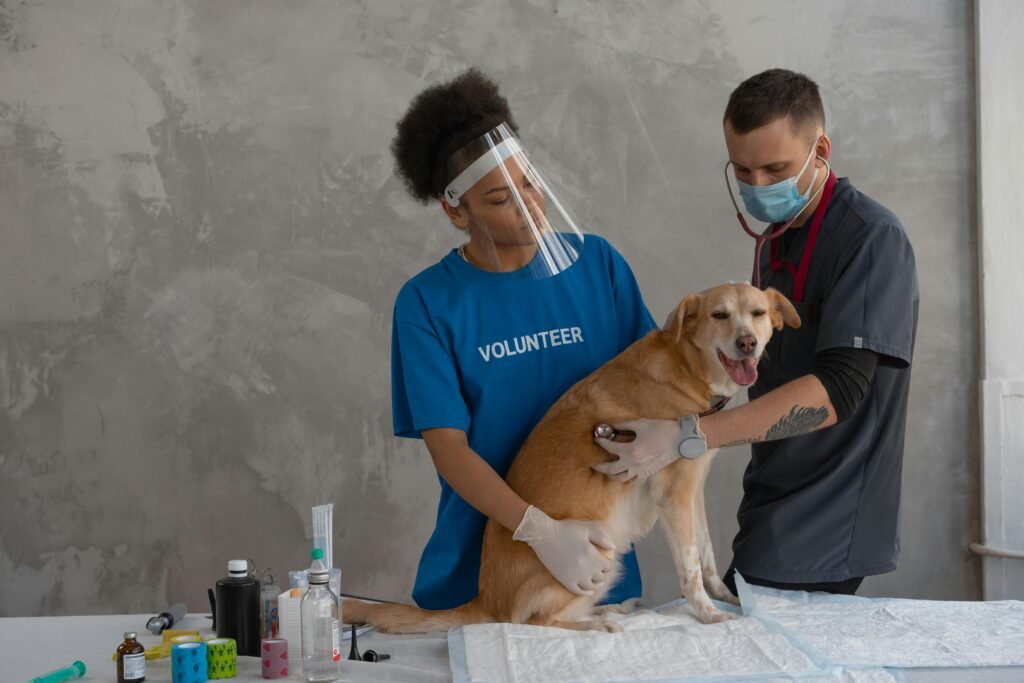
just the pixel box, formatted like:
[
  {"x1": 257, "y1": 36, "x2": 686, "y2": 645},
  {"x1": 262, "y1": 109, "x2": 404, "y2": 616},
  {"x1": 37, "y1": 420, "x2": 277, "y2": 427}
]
[
  {"x1": 711, "y1": 311, "x2": 730, "y2": 320},
  {"x1": 752, "y1": 309, "x2": 767, "y2": 317}
]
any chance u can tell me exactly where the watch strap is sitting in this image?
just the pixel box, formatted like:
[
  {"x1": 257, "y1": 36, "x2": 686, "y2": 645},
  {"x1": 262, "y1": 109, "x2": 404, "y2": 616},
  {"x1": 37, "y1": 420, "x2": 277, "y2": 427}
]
[{"x1": 677, "y1": 414, "x2": 708, "y2": 460}]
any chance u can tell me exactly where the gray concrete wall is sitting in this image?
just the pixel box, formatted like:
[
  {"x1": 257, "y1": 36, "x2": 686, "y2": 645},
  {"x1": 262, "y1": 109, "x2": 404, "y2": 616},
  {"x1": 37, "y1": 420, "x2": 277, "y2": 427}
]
[{"x1": 0, "y1": 0, "x2": 977, "y2": 616}]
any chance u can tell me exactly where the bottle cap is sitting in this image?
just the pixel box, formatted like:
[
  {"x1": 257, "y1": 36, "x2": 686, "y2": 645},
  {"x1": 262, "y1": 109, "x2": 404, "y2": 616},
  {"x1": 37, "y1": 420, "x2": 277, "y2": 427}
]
[
  {"x1": 124, "y1": 631, "x2": 137, "y2": 639},
  {"x1": 228, "y1": 559, "x2": 248, "y2": 573},
  {"x1": 309, "y1": 548, "x2": 329, "y2": 584}
]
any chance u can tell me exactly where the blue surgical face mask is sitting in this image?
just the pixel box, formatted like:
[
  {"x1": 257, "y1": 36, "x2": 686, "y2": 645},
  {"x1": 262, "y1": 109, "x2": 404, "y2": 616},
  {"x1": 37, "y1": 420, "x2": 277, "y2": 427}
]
[{"x1": 735, "y1": 141, "x2": 820, "y2": 224}]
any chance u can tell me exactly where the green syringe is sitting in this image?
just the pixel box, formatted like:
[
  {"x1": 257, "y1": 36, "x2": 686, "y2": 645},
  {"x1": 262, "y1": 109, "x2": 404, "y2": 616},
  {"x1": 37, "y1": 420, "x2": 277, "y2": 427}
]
[{"x1": 27, "y1": 660, "x2": 86, "y2": 683}]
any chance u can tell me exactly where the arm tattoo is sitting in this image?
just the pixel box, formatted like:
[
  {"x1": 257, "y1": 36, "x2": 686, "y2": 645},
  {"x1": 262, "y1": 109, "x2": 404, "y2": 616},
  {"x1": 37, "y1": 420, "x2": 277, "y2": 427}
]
[
  {"x1": 720, "y1": 437, "x2": 757, "y2": 448},
  {"x1": 764, "y1": 405, "x2": 830, "y2": 441}
]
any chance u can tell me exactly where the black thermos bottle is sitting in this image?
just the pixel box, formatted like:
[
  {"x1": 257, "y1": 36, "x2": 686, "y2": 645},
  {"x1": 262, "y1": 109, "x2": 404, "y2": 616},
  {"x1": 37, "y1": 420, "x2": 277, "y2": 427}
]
[{"x1": 214, "y1": 559, "x2": 261, "y2": 657}]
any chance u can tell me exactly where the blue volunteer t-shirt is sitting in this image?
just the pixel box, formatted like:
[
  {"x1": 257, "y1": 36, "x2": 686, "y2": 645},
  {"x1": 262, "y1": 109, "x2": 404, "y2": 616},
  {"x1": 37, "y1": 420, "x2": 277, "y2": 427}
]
[{"x1": 391, "y1": 234, "x2": 656, "y2": 610}]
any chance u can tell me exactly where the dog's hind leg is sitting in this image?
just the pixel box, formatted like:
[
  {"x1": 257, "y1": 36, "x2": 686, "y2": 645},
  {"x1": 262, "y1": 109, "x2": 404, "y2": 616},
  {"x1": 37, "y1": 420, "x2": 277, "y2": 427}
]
[
  {"x1": 531, "y1": 601, "x2": 625, "y2": 634},
  {"x1": 592, "y1": 597, "x2": 639, "y2": 617},
  {"x1": 695, "y1": 488, "x2": 739, "y2": 606},
  {"x1": 659, "y1": 497, "x2": 735, "y2": 624},
  {"x1": 514, "y1": 574, "x2": 623, "y2": 633},
  {"x1": 543, "y1": 618, "x2": 623, "y2": 633}
]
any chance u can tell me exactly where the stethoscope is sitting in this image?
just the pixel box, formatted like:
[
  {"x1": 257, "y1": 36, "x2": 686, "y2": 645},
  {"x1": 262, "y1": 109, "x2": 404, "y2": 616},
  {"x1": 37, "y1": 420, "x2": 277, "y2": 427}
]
[
  {"x1": 592, "y1": 397, "x2": 731, "y2": 448},
  {"x1": 723, "y1": 156, "x2": 831, "y2": 290},
  {"x1": 591, "y1": 161, "x2": 832, "y2": 447}
]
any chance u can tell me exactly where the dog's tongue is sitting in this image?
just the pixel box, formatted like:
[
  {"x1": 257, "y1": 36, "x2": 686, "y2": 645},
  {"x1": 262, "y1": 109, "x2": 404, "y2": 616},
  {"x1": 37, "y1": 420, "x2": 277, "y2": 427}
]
[{"x1": 727, "y1": 357, "x2": 759, "y2": 386}]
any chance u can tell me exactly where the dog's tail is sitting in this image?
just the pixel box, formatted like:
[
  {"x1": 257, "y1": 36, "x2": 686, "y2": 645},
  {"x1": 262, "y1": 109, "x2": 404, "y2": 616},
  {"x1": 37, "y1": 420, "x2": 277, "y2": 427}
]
[{"x1": 343, "y1": 597, "x2": 493, "y2": 634}]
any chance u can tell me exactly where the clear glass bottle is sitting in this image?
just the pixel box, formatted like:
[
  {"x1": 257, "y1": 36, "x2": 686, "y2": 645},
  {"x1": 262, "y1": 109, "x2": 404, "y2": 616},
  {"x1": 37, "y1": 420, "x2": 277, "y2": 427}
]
[{"x1": 300, "y1": 548, "x2": 341, "y2": 682}]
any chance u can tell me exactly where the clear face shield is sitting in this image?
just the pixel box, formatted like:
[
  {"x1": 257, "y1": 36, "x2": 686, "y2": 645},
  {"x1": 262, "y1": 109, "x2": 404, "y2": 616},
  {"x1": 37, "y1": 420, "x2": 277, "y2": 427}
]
[{"x1": 443, "y1": 123, "x2": 585, "y2": 279}]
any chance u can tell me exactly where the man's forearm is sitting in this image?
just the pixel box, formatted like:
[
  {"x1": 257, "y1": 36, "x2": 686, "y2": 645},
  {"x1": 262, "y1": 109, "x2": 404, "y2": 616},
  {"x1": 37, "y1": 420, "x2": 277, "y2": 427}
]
[{"x1": 701, "y1": 375, "x2": 837, "y2": 449}]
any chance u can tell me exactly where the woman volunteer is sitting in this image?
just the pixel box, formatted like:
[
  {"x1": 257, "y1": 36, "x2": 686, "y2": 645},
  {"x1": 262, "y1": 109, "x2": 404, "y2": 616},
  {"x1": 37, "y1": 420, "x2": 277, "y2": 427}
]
[{"x1": 389, "y1": 69, "x2": 656, "y2": 609}]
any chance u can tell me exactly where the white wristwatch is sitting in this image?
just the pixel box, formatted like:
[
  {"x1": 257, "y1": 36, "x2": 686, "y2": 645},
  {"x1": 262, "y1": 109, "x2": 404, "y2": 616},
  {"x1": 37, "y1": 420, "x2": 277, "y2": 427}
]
[{"x1": 677, "y1": 414, "x2": 708, "y2": 460}]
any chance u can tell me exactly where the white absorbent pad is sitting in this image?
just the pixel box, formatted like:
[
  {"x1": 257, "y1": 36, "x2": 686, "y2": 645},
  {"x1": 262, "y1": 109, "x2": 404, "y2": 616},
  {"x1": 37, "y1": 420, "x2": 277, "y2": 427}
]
[
  {"x1": 737, "y1": 580, "x2": 1024, "y2": 670},
  {"x1": 447, "y1": 575, "x2": 1024, "y2": 683}
]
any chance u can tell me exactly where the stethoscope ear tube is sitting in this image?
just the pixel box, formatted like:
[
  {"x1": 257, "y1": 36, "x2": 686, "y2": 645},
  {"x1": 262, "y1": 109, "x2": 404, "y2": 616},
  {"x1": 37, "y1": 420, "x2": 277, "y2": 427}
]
[{"x1": 724, "y1": 158, "x2": 831, "y2": 289}]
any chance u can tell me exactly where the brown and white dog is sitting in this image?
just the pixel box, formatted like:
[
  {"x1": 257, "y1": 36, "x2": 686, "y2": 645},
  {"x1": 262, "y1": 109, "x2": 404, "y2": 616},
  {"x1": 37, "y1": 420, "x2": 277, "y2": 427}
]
[{"x1": 346, "y1": 283, "x2": 800, "y2": 633}]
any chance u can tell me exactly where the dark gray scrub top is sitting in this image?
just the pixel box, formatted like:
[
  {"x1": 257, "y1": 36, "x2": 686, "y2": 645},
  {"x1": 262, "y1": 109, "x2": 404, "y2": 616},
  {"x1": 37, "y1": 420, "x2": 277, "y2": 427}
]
[{"x1": 736, "y1": 177, "x2": 920, "y2": 584}]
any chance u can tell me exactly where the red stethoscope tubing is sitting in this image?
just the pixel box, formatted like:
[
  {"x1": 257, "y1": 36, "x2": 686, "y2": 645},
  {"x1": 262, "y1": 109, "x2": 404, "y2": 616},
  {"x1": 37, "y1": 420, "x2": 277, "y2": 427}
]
[
  {"x1": 770, "y1": 171, "x2": 837, "y2": 303},
  {"x1": 724, "y1": 158, "x2": 833, "y2": 299}
]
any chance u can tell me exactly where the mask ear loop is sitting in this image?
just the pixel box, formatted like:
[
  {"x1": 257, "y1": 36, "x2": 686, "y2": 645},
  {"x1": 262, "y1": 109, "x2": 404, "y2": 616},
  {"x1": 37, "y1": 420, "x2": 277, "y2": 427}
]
[{"x1": 724, "y1": 156, "x2": 831, "y2": 289}]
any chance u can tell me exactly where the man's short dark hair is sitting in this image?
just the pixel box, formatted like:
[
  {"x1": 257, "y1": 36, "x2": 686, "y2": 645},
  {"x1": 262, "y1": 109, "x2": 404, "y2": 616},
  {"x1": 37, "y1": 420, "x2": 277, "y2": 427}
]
[
  {"x1": 723, "y1": 69, "x2": 825, "y2": 136},
  {"x1": 391, "y1": 68, "x2": 518, "y2": 204}
]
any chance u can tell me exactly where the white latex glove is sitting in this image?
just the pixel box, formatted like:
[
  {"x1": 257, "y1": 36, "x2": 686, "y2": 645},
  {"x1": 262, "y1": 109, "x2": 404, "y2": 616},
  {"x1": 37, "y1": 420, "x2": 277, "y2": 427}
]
[
  {"x1": 512, "y1": 505, "x2": 616, "y2": 596},
  {"x1": 592, "y1": 418, "x2": 689, "y2": 482}
]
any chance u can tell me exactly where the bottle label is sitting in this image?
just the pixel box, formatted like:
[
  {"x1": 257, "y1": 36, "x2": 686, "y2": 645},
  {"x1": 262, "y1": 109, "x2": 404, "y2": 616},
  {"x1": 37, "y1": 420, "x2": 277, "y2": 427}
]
[
  {"x1": 123, "y1": 652, "x2": 146, "y2": 679},
  {"x1": 332, "y1": 619, "x2": 341, "y2": 662}
]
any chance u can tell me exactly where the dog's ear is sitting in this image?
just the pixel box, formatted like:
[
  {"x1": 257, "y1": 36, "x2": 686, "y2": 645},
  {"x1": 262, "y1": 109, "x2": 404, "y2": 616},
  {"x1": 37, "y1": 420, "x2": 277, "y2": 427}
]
[
  {"x1": 669, "y1": 293, "x2": 703, "y2": 342},
  {"x1": 765, "y1": 288, "x2": 801, "y2": 330}
]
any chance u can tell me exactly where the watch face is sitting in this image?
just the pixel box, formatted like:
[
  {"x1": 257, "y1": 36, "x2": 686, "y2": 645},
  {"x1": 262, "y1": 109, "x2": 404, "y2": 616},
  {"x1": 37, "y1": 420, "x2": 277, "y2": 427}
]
[{"x1": 679, "y1": 437, "x2": 705, "y2": 459}]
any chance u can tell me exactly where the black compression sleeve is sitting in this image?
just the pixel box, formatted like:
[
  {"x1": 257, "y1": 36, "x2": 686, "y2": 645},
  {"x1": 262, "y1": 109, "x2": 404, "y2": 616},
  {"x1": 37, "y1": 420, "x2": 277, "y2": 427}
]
[{"x1": 812, "y1": 347, "x2": 879, "y2": 422}]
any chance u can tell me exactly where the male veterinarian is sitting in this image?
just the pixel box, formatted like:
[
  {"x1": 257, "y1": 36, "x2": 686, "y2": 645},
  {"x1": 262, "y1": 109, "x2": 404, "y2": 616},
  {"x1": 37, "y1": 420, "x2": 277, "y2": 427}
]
[{"x1": 595, "y1": 69, "x2": 919, "y2": 595}]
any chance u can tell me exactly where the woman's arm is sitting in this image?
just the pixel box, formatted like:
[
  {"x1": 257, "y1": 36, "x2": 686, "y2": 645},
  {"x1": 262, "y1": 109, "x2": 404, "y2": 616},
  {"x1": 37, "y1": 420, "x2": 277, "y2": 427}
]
[
  {"x1": 421, "y1": 427, "x2": 529, "y2": 532},
  {"x1": 421, "y1": 427, "x2": 616, "y2": 596}
]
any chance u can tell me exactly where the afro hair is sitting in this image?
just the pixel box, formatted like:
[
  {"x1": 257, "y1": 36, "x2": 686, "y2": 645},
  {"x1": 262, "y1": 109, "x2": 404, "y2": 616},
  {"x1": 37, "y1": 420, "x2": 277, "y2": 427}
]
[{"x1": 391, "y1": 68, "x2": 518, "y2": 204}]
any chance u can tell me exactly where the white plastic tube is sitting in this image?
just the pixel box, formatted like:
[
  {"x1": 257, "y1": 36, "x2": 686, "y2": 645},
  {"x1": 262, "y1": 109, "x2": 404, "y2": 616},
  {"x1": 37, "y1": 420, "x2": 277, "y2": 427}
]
[
  {"x1": 312, "y1": 503, "x2": 334, "y2": 569},
  {"x1": 969, "y1": 542, "x2": 1024, "y2": 560}
]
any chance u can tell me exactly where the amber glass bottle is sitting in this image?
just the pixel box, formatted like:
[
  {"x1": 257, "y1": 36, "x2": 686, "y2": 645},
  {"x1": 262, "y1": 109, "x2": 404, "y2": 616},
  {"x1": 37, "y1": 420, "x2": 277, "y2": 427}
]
[{"x1": 116, "y1": 631, "x2": 146, "y2": 682}]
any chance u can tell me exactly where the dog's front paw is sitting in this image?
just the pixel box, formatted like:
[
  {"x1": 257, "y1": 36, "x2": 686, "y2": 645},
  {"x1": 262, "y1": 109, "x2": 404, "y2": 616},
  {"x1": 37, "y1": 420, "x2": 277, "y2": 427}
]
[
  {"x1": 697, "y1": 608, "x2": 736, "y2": 624},
  {"x1": 721, "y1": 592, "x2": 741, "y2": 607}
]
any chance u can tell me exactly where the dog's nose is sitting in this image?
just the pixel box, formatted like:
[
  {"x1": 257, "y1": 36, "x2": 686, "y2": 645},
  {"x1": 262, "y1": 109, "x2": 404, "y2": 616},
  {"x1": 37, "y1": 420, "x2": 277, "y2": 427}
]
[{"x1": 736, "y1": 335, "x2": 757, "y2": 355}]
